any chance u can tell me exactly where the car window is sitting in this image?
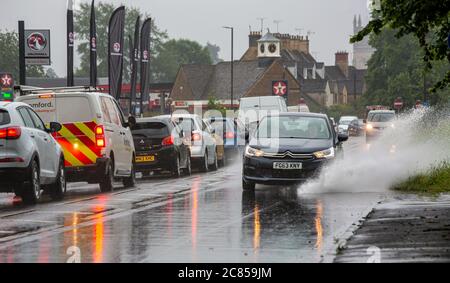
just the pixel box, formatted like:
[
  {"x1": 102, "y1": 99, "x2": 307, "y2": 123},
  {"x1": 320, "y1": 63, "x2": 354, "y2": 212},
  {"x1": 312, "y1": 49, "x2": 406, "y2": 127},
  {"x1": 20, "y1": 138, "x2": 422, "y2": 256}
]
[
  {"x1": 100, "y1": 97, "x2": 112, "y2": 124},
  {"x1": 17, "y1": 107, "x2": 35, "y2": 128},
  {"x1": 257, "y1": 116, "x2": 330, "y2": 139},
  {"x1": 26, "y1": 108, "x2": 46, "y2": 131},
  {"x1": 174, "y1": 118, "x2": 196, "y2": 133},
  {"x1": 202, "y1": 121, "x2": 210, "y2": 133},
  {"x1": 132, "y1": 122, "x2": 169, "y2": 138},
  {"x1": 105, "y1": 98, "x2": 121, "y2": 126},
  {"x1": 0, "y1": 109, "x2": 10, "y2": 125},
  {"x1": 112, "y1": 99, "x2": 127, "y2": 126},
  {"x1": 368, "y1": 113, "x2": 395, "y2": 122}
]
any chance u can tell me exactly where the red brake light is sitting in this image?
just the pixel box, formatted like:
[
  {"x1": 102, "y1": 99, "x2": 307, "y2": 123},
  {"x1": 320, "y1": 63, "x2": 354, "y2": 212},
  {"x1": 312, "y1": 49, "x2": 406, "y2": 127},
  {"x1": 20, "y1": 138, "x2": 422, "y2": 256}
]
[
  {"x1": 162, "y1": 136, "x2": 174, "y2": 146},
  {"x1": 225, "y1": 132, "x2": 235, "y2": 139},
  {"x1": 0, "y1": 127, "x2": 21, "y2": 140},
  {"x1": 95, "y1": 125, "x2": 106, "y2": 148},
  {"x1": 191, "y1": 133, "x2": 202, "y2": 141}
]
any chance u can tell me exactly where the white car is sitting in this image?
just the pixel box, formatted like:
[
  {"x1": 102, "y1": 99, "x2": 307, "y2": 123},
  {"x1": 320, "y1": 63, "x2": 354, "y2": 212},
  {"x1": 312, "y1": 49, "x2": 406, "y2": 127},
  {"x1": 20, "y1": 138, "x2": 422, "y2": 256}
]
[
  {"x1": 0, "y1": 102, "x2": 65, "y2": 204},
  {"x1": 338, "y1": 116, "x2": 358, "y2": 134},
  {"x1": 16, "y1": 88, "x2": 136, "y2": 192},
  {"x1": 172, "y1": 114, "x2": 218, "y2": 172}
]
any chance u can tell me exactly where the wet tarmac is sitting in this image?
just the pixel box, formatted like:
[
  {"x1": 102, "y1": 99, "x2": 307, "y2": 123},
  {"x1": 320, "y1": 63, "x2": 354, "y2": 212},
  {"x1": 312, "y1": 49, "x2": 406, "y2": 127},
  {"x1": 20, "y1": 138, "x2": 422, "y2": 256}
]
[{"x1": 0, "y1": 137, "x2": 389, "y2": 263}]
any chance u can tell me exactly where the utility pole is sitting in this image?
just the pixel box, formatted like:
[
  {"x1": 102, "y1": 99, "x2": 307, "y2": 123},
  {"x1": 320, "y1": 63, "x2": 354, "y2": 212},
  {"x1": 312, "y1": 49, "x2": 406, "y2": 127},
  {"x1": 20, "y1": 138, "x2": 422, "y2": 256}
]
[
  {"x1": 256, "y1": 17, "x2": 267, "y2": 33},
  {"x1": 18, "y1": 21, "x2": 26, "y2": 85},
  {"x1": 223, "y1": 26, "x2": 234, "y2": 110}
]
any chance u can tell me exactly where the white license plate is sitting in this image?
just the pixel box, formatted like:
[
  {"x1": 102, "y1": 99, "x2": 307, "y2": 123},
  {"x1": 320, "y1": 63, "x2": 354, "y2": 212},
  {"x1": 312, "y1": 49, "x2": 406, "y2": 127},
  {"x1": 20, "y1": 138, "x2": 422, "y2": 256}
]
[{"x1": 273, "y1": 162, "x2": 302, "y2": 170}]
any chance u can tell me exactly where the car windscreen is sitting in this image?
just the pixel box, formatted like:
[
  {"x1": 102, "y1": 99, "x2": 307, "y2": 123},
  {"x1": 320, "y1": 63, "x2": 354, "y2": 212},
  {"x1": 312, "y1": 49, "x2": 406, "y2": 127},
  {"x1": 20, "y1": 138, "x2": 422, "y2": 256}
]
[
  {"x1": 257, "y1": 116, "x2": 331, "y2": 139},
  {"x1": 132, "y1": 122, "x2": 169, "y2": 138},
  {"x1": 368, "y1": 113, "x2": 395, "y2": 122},
  {"x1": 339, "y1": 119, "x2": 353, "y2": 125},
  {"x1": 174, "y1": 118, "x2": 198, "y2": 133},
  {"x1": 0, "y1": 109, "x2": 10, "y2": 126},
  {"x1": 209, "y1": 120, "x2": 234, "y2": 135}
]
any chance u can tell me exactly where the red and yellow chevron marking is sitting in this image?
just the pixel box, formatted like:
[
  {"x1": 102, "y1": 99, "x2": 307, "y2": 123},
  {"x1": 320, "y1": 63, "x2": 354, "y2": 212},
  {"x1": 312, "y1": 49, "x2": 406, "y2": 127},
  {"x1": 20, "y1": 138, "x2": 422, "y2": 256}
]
[{"x1": 55, "y1": 121, "x2": 102, "y2": 167}]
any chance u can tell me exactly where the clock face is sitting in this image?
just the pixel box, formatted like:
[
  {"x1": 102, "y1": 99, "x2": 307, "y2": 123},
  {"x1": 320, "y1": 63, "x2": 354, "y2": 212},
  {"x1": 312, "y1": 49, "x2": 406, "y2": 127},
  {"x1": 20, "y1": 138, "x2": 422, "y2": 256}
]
[
  {"x1": 268, "y1": 43, "x2": 277, "y2": 53},
  {"x1": 260, "y1": 44, "x2": 265, "y2": 54}
]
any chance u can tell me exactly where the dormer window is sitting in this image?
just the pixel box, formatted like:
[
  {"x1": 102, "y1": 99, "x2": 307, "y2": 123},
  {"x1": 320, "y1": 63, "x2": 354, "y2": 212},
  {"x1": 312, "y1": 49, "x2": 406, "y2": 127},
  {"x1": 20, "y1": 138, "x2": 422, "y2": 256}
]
[{"x1": 268, "y1": 43, "x2": 277, "y2": 53}]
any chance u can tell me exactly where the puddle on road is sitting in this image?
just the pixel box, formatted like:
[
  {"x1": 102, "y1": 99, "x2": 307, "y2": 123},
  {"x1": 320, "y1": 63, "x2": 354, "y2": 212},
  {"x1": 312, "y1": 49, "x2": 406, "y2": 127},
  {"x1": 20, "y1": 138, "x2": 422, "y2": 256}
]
[{"x1": 300, "y1": 108, "x2": 450, "y2": 194}]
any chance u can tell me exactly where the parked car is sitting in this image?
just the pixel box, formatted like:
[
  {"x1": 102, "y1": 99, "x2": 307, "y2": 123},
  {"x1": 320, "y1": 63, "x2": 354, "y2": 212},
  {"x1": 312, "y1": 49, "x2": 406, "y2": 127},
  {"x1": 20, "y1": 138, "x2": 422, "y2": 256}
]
[
  {"x1": 131, "y1": 116, "x2": 191, "y2": 177},
  {"x1": 205, "y1": 117, "x2": 245, "y2": 161},
  {"x1": 338, "y1": 116, "x2": 358, "y2": 135},
  {"x1": 16, "y1": 88, "x2": 136, "y2": 192},
  {"x1": 172, "y1": 114, "x2": 218, "y2": 172},
  {"x1": 365, "y1": 110, "x2": 396, "y2": 143},
  {"x1": 0, "y1": 102, "x2": 65, "y2": 204},
  {"x1": 203, "y1": 119, "x2": 225, "y2": 167},
  {"x1": 242, "y1": 112, "x2": 348, "y2": 190},
  {"x1": 348, "y1": 119, "x2": 365, "y2": 136}
]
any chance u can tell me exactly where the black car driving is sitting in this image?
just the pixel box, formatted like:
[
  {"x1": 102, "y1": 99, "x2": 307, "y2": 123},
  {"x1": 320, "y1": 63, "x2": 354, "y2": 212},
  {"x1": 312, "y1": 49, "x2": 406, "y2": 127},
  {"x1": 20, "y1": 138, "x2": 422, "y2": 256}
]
[
  {"x1": 131, "y1": 116, "x2": 191, "y2": 177},
  {"x1": 242, "y1": 113, "x2": 348, "y2": 190}
]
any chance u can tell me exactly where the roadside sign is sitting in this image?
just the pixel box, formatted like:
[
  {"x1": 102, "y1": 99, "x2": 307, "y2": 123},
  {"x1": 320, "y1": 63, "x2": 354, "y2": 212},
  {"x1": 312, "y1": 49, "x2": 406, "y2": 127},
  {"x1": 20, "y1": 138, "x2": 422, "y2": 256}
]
[
  {"x1": 394, "y1": 97, "x2": 403, "y2": 110},
  {"x1": 0, "y1": 73, "x2": 14, "y2": 101},
  {"x1": 24, "y1": 30, "x2": 51, "y2": 65},
  {"x1": 272, "y1": 80, "x2": 288, "y2": 100}
]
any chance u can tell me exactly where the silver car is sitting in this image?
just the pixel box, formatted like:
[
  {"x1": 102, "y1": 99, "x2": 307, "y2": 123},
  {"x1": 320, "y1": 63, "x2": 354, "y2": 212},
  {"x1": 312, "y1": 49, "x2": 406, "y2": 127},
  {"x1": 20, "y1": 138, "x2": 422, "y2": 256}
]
[
  {"x1": 0, "y1": 102, "x2": 65, "y2": 204},
  {"x1": 172, "y1": 114, "x2": 218, "y2": 172}
]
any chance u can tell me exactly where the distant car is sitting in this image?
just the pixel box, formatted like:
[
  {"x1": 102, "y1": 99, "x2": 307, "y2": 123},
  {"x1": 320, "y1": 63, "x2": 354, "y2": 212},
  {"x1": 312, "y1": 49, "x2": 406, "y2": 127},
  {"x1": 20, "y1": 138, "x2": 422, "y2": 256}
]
[
  {"x1": 348, "y1": 119, "x2": 365, "y2": 136},
  {"x1": 365, "y1": 110, "x2": 396, "y2": 143},
  {"x1": 172, "y1": 114, "x2": 218, "y2": 172},
  {"x1": 338, "y1": 116, "x2": 358, "y2": 135},
  {"x1": 0, "y1": 102, "x2": 64, "y2": 204},
  {"x1": 205, "y1": 117, "x2": 245, "y2": 161},
  {"x1": 17, "y1": 89, "x2": 136, "y2": 192},
  {"x1": 131, "y1": 116, "x2": 191, "y2": 177},
  {"x1": 242, "y1": 112, "x2": 348, "y2": 190}
]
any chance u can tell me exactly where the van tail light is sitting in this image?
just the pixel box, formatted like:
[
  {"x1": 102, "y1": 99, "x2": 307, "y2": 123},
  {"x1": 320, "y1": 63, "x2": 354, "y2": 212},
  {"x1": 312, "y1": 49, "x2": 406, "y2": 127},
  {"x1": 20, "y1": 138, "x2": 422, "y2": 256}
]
[
  {"x1": 191, "y1": 133, "x2": 202, "y2": 142},
  {"x1": 0, "y1": 127, "x2": 22, "y2": 140},
  {"x1": 225, "y1": 132, "x2": 235, "y2": 139},
  {"x1": 95, "y1": 125, "x2": 106, "y2": 148},
  {"x1": 162, "y1": 136, "x2": 174, "y2": 146}
]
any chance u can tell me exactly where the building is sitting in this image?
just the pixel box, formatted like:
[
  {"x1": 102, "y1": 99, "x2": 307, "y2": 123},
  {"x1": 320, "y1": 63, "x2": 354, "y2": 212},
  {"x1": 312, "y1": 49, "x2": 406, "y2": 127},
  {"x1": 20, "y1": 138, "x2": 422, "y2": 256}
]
[{"x1": 352, "y1": 14, "x2": 375, "y2": 69}]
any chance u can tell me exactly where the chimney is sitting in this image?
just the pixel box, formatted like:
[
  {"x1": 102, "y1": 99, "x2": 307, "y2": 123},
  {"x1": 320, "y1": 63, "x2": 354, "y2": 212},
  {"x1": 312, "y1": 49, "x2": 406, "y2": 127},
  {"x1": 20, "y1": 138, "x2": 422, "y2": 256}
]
[
  {"x1": 249, "y1": 31, "x2": 262, "y2": 48},
  {"x1": 335, "y1": 51, "x2": 349, "y2": 77}
]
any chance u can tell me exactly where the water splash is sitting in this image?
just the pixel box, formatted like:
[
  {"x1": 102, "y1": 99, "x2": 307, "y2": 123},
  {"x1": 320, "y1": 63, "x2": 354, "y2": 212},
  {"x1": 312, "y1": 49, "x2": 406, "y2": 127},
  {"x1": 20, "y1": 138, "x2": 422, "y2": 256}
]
[{"x1": 300, "y1": 108, "x2": 450, "y2": 193}]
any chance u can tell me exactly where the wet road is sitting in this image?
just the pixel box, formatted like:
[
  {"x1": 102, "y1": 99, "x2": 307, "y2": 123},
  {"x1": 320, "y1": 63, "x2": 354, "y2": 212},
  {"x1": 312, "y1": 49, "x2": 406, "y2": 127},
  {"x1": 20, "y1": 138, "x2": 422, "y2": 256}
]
[{"x1": 0, "y1": 137, "x2": 388, "y2": 263}]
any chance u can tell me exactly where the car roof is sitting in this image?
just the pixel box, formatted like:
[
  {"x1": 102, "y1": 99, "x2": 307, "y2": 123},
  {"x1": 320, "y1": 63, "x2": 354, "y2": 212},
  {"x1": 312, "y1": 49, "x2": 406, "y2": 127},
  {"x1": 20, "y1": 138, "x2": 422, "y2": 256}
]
[
  {"x1": 368, "y1": 110, "x2": 395, "y2": 113},
  {"x1": 136, "y1": 116, "x2": 172, "y2": 124},
  {"x1": 17, "y1": 91, "x2": 108, "y2": 99},
  {"x1": 265, "y1": 112, "x2": 329, "y2": 119},
  {"x1": 0, "y1": 101, "x2": 30, "y2": 110}
]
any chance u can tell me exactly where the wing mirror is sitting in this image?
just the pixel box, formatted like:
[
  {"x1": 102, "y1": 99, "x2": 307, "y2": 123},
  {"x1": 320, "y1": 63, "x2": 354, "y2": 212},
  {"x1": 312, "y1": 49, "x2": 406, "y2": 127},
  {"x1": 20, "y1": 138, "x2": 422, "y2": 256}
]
[
  {"x1": 127, "y1": 116, "x2": 137, "y2": 128},
  {"x1": 48, "y1": 122, "x2": 62, "y2": 133},
  {"x1": 338, "y1": 133, "x2": 349, "y2": 143}
]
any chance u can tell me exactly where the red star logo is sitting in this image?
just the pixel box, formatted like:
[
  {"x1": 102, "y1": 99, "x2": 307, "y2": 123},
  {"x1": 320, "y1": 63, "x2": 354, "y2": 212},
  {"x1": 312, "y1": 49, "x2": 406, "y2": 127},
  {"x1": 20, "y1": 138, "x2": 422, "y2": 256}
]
[
  {"x1": 273, "y1": 81, "x2": 287, "y2": 96},
  {"x1": 1, "y1": 74, "x2": 12, "y2": 87}
]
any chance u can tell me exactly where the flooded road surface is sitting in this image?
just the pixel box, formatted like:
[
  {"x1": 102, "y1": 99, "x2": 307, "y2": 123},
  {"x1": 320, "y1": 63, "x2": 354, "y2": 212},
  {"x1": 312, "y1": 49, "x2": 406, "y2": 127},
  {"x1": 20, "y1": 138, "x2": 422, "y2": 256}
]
[{"x1": 0, "y1": 137, "x2": 389, "y2": 263}]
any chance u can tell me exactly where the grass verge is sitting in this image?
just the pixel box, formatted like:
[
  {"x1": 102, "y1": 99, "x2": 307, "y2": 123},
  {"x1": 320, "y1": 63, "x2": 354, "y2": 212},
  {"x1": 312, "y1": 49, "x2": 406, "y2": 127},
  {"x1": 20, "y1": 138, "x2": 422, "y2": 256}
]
[{"x1": 392, "y1": 162, "x2": 450, "y2": 194}]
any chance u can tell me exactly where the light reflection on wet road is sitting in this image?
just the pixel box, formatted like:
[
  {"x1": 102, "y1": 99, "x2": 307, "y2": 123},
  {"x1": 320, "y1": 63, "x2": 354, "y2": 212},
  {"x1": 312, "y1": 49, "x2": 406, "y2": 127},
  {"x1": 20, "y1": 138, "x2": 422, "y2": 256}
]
[{"x1": 0, "y1": 137, "x2": 387, "y2": 263}]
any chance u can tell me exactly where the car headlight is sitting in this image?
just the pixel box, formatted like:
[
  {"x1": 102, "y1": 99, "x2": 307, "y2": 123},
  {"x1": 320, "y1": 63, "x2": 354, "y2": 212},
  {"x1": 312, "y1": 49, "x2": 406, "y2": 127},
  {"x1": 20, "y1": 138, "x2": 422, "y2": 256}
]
[
  {"x1": 245, "y1": 146, "x2": 264, "y2": 157},
  {"x1": 366, "y1": 124, "x2": 373, "y2": 131},
  {"x1": 313, "y1": 147, "x2": 335, "y2": 159}
]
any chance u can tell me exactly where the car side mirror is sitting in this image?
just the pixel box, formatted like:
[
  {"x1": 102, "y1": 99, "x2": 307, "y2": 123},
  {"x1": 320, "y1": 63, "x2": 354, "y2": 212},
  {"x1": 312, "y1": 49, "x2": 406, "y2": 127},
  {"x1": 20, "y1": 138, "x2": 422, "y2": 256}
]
[
  {"x1": 338, "y1": 133, "x2": 349, "y2": 143},
  {"x1": 127, "y1": 116, "x2": 136, "y2": 128},
  {"x1": 48, "y1": 122, "x2": 62, "y2": 133}
]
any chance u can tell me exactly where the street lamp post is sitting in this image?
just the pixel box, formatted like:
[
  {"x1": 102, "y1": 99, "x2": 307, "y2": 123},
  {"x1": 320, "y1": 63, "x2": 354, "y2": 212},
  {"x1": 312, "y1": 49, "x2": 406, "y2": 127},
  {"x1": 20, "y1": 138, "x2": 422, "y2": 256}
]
[{"x1": 223, "y1": 26, "x2": 234, "y2": 110}]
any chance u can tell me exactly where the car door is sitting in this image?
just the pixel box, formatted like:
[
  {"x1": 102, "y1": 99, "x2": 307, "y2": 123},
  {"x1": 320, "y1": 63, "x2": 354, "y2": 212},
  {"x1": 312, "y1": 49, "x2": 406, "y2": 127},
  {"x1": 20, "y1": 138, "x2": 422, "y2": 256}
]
[
  {"x1": 26, "y1": 107, "x2": 59, "y2": 177},
  {"x1": 16, "y1": 107, "x2": 51, "y2": 177},
  {"x1": 112, "y1": 99, "x2": 134, "y2": 174}
]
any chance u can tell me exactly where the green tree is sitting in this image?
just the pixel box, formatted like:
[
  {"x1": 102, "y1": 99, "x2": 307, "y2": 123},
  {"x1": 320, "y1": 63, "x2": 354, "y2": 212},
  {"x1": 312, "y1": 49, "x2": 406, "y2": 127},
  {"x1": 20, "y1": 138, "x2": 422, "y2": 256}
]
[
  {"x1": 152, "y1": 39, "x2": 213, "y2": 82},
  {"x1": 351, "y1": 0, "x2": 450, "y2": 91},
  {"x1": 206, "y1": 42, "x2": 222, "y2": 64},
  {"x1": 363, "y1": 28, "x2": 449, "y2": 107},
  {"x1": 0, "y1": 31, "x2": 46, "y2": 80},
  {"x1": 74, "y1": 2, "x2": 168, "y2": 81}
]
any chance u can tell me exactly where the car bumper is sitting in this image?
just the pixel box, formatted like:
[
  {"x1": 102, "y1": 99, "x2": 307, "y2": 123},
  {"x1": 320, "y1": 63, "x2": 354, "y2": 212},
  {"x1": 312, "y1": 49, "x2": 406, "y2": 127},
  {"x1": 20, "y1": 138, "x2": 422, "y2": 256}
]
[
  {"x1": 0, "y1": 167, "x2": 30, "y2": 191},
  {"x1": 243, "y1": 155, "x2": 327, "y2": 185},
  {"x1": 65, "y1": 157, "x2": 109, "y2": 183},
  {"x1": 135, "y1": 147, "x2": 177, "y2": 173}
]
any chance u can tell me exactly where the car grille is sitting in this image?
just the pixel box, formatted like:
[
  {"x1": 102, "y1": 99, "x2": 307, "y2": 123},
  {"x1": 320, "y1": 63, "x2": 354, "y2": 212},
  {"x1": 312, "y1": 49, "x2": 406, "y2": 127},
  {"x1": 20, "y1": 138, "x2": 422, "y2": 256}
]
[
  {"x1": 263, "y1": 151, "x2": 314, "y2": 161},
  {"x1": 260, "y1": 168, "x2": 315, "y2": 179}
]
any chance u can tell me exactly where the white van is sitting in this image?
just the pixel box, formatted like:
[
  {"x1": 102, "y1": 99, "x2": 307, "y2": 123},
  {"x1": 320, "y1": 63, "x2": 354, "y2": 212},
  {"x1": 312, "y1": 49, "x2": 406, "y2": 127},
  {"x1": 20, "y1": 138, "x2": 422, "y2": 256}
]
[
  {"x1": 16, "y1": 88, "x2": 136, "y2": 192},
  {"x1": 238, "y1": 96, "x2": 288, "y2": 126}
]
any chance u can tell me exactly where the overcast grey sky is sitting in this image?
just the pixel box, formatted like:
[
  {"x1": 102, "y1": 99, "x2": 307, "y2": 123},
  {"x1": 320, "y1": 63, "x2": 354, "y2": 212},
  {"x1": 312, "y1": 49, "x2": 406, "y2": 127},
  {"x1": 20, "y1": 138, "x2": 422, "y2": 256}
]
[{"x1": 1, "y1": 0, "x2": 370, "y2": 77}]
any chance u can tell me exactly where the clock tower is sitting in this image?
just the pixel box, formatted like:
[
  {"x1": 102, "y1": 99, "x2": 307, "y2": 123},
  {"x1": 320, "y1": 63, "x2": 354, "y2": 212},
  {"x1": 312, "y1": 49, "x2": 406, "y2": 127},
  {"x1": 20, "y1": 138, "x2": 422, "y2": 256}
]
[{"x1": 257, "y1": 32, "x2": 281, "y2": 67}]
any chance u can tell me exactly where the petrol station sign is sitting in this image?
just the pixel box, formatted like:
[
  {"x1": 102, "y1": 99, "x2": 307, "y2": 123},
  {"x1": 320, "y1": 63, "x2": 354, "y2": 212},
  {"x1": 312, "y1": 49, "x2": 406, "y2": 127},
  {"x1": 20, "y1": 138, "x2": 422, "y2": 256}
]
[{"x1": 0, "y1": 73, "x2": 14, "y2": 101}]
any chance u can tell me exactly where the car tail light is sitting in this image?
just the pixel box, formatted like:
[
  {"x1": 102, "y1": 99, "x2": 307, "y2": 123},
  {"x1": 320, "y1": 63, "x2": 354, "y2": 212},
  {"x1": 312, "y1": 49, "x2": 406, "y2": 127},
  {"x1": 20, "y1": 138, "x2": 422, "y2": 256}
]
[
  {"x1": 95, "y1": 125, "x2": 106, "y2": 148},
  {"x1": 0, "y1": 127, "x2": 21, "y2": 140},
  {"x1": 225, "y1": 132, "x2": 235, "y2": 139},
  {"x1": 191, "y1": 133, "x2": 202, "y2": 142},
  {"x1": 162, "y1": 136, "x2": 174, "y2": 146},
  {"x1": 0, "y1": 157, "x2": 24, "y2": 163}
]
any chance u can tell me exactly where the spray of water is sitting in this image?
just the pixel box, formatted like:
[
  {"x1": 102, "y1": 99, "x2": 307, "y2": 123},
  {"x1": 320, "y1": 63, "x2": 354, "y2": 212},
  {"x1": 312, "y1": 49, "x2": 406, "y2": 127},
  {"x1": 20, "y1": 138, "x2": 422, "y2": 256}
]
[{"x1": 300, "y1": 108, "x2": 450, "y2": 193}]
